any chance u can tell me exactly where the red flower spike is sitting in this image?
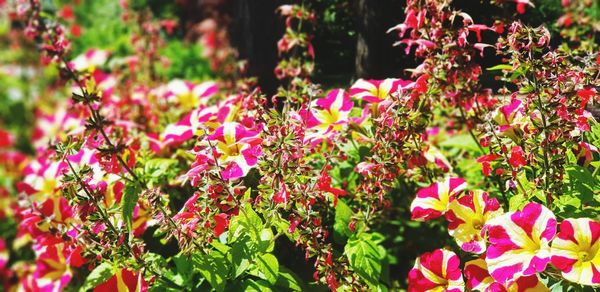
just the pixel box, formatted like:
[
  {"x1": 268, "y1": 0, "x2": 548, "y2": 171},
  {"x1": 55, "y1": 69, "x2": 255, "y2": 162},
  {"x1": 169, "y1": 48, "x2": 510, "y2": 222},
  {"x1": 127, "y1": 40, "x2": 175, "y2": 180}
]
[{"x1": 508, "y1": 146, "x2": 526, "y2": 168}]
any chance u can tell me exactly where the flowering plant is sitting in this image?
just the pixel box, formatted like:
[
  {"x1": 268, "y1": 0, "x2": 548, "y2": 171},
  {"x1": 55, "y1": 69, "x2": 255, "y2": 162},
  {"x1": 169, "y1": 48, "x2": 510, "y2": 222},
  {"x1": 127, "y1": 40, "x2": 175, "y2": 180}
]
[{"x1": 0, "y1": 0, "x2": 598, "y2": 291}]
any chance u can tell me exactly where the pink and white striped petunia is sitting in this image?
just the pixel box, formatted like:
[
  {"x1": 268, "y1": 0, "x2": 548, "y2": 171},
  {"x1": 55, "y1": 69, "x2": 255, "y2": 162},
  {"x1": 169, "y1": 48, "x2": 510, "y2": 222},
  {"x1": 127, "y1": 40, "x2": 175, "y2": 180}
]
[
  {"x1": 550, "y1": 218, "x2": 600, "y2": 286},
  {"x1": 493, "y1": 98, "x2": 527, "y2": 141},
  {"x1": 34, "y1": 243, "x2": 84, "y2": 291},
  {"x1": 410, "y1": 177, "x2": 467, "y2": 221},
  {"x1": 464, "y1": 258, "x2": 549, "y2": 292},
  {"x1": 19, "y1": 156, "x2": 68, "y2": 200},
  {"x1": 162, "y1": 108, "x2": 206, "y2": 146},
  {"x1": 408, "y1": 249, "x2": 465, "y2": 292},
  {"x1": 349, "y1": 78, "x2": 413, "y2": 103},
  {"x1": 423, "y1": 146, "x2": 452, "y2": 172},
  {"x1": 303, "y1": 89, "x2": 353, "y2": 143},
  {"x1": 206, "y1": 122, "x2": 262, "y2": 180},
  {"x1": 32, "y1": 107, "x2": 84, "y2": 151},
  {"x1": 445, "y1": 190, "x2": 504, "y2": 254},
  {"x1": 484, "y1": 202, "x2": 557, "y2": 284},
  {"x1": 165, "y1": 79, "x2": 218, "y2": 109},
  {"x1": 162, "y1": 95, "x2": 239, "y2": 147},
  {"x1": 70, "y1": 49, "x2": 109, "y2": 72}
]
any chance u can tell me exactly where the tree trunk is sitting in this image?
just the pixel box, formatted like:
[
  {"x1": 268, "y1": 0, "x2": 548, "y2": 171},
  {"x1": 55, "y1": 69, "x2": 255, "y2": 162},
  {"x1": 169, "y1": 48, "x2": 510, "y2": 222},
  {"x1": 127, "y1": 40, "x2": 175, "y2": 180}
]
[
  {"x1": 229, "y1": 0, "x2": 285, "y2": 96},
  {"x1": 355, "y1": 0, "x2": 405, "y2": 79}
]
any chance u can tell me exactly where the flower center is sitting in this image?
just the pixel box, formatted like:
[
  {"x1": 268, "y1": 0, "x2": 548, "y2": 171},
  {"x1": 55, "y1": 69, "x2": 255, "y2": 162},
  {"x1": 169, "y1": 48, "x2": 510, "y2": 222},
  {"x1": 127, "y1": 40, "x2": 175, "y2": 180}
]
[
  {"x1": 472, "y1": 219, "x2": 483, "y2": 230},
  {"x1": 178, "y1": 93, "x2": 198, "y2": 109},
  {"x1": 42, "y1": 179, "x2": 57, "y2": 195},
  {"x1": 226, "y1": 143, "x2": 242, "y2": 156},
  {"x1": 578, "y1": 251, "x2": 590, "y2": 262}
]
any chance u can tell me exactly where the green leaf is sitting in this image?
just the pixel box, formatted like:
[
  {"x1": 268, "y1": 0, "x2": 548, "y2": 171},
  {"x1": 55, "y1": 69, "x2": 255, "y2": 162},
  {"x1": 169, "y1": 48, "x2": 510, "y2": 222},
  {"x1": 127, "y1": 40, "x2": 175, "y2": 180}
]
[
  {"x1": 344, "y1": 232, "x2": 386, "y2": 288},
  {"x1": 257, "y1": 228, "x2": 275, "y2": 253},
  {"x1": 80, "y1": 262, "x2": 114, "y2": 291},
  {"x1": 144, "y1": 158, "x2": 178, "y2": 185},
  {"x1": 211, "y1": 241, "x2": 232, "y2": 254},
  {"x1": 230, "y1": 235, "x2": 254, "y2": 278},
  {"x1": 486, "y1": 64, "x2": 512, "y2": 71},
  {"x1": 229, "y1": 204, "x2": 263, "y2": 243},
  {"x1": 509, "y1": 193, "x2": 527, "y2": 212},
  {"x1": 193, "y1": 252, "x2": 229, "y2": 292},
  {"x1": 235, "y1": 279, "x2": 273, "y2": 292},
  {"x1": 334, "y1": 200, "x2": 353, "y2": 242},
  {"x1": 121, "y1": 183, "x2": 140, "y2": 232},
  {"x1": 173, "y1": 253, "x2": 192, "y2": 276},
  {"x1": 256, "y1": 253, "x2": 279, "y2": 285},
  {"x1": 519, "y1": 84, "x2": 535, "y2": 94},
  {"x1": 565, "y1": 165, "x2": 597, "y2": 202},
  {"x1": 275, "y1": 265, "x2": 306, "y2": 291}
]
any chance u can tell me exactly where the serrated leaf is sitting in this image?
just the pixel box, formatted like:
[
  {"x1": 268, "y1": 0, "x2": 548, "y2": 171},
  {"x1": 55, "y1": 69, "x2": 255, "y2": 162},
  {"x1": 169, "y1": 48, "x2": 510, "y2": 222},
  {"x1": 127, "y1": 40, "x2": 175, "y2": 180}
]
[
  {"x1": 193, "y1": 252, "x2": 229, "y2": 292},
  {"x1": 256, "y1": 253, "x2": 279, "y2": 285},
  {"x1": 344, "y1": 232, "x2": 386, "y2": 288},
  {"x1": 229, "y1": 204, "x2": 263, "y2": 243},
  {"x1": 560, "y1": 165, "x2": 599, "y2": 214},
  {"x1": 79, "y1": 262, "x2": 114, "y2": 291}
]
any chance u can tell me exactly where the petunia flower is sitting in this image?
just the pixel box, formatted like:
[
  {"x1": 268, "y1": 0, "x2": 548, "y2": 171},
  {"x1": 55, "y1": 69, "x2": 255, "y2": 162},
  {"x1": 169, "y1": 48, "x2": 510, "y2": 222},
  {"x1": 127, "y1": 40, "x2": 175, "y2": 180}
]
[
  {"x1": 162, "y1": 95, "x2": 239, "y2": 147},
  {"x1": 423, "y1": 146, "x2": 452, "y2": 172},
  {"x1": 19, "y1": 156, "x2": 68, "y2": 200},
  {"x1": 206, "y1": 122, "x2": 262, "y2": 180},
  {"x1": 38, "y1": 196, "x2": 75, "y2": 227},
  {"x1": 32, "y1": 107, "x2": 83, "y2": 151},
  {"x1": 165, "y1": 79, "x2": 218, "y2": 109},
  {"x1": 162, "y1": 107, "x2": 206, "y2": 146},
  {"x1": 349, "y1": 79, "x2": 412, "y2": 103},
  {"x1": 410, "y1": 177, "x2": 467, "y2": 221},
  {"x1": 94, "y1": 268, "x2": 148, "y2": 292},
  {"x1": 70, "y1": 48, "x2": 109, "y2": 72},
  {"x1": 34, "y1": 243, "x2": 84, "y2": 291},
  {"x1": 484, "y1": 202, "x2": 557, "y2": 284},
  {"x1": 446, "y1": 190, "x2": 504, "y2": 254},
  {"x1": 493, "y1": 98, "x2": 527, "y2": 142},
  {"x1": 303, "y1": 89, "x2": 353, "y2": 144},
  {"x1": 408, "y1": 249, "x2": 465, "y2": 292},
  {"x1": 465, "y1": 258, "x2": 549, "y2": 291},
  {"x1": 550, "y1": 218, "x2": 600, "y2": 286}
]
